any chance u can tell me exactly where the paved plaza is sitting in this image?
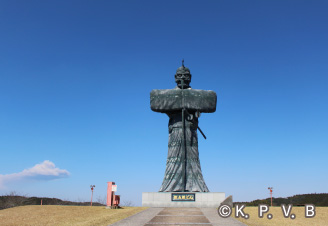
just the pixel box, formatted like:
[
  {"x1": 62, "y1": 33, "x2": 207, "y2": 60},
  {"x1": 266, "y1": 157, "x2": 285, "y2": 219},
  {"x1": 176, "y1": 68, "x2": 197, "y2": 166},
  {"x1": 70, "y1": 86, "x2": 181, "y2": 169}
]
[{"x1": 110, "y1": 207, "x2": 246, "y2": 226}]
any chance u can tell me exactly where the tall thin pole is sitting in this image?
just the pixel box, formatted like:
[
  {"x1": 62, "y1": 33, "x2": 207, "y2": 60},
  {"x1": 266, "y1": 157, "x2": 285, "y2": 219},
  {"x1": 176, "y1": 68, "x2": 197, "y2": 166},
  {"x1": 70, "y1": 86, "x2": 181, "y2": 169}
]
[
  {"x1": 91, "y1": 189, "x2": 93, "y2": 206},
  {"x1": 90, "y1": 185, "x2": 95, "y2": 206},
  {"x1": 181, "y1": 79, "x2": 186, "y2": 191},
  {"x1": 268, "y1": 187, "x2": 273, "y2": 206}
]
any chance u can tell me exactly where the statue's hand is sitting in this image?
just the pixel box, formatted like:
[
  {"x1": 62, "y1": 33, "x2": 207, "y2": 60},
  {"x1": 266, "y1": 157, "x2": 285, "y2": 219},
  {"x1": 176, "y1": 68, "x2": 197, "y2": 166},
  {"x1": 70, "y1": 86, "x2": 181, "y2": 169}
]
[
  {"x1": 195, "y1": 111, "x2": 201, "y2": 118},
  {"x1": 187, "y1": 113, "x2": 193, "y2": 121}
]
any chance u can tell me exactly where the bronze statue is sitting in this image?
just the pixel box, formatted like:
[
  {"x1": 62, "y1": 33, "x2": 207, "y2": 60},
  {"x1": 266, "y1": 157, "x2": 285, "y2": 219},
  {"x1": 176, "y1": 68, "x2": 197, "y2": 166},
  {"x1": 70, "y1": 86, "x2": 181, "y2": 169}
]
[{"x1": 150, "y1": 61, "x2": 217, "y2": 192}]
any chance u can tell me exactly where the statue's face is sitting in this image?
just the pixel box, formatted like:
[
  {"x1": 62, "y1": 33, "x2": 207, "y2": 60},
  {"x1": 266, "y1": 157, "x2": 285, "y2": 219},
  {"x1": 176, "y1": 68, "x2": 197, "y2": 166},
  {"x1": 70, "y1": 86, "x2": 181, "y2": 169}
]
[{"x1": 175, "y1": 72, "x2": 191, "y2": 89}]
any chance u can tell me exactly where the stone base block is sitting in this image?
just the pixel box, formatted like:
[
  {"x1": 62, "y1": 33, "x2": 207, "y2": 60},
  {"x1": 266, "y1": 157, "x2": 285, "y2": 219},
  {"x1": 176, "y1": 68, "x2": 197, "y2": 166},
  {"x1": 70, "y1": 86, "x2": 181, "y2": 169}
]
[{"x1": 142, "y1": 192, "x2": 225, "y2": 208}]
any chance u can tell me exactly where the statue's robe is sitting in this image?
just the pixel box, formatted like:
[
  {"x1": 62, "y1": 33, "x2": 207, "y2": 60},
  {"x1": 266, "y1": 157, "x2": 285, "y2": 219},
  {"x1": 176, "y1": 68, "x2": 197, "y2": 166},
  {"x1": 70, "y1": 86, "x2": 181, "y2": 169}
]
[{"x1": 150, "y1": 87, "x2": 217, "y2": 192}]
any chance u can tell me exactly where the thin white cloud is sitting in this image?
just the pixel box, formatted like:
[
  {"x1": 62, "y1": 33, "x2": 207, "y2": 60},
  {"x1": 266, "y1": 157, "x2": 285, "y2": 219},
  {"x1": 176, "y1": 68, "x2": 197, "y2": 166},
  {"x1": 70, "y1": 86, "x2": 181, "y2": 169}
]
[{"x1": 0, "y1": 160, "x2": 70, "y2": 188}]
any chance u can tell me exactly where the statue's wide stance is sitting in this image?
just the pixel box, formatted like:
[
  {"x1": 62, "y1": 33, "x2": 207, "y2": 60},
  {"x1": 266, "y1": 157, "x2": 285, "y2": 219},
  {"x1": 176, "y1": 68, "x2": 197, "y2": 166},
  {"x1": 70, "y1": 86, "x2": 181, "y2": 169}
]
[{"x1": 150, "y1": 61, "x2": 217, "y2": 192}]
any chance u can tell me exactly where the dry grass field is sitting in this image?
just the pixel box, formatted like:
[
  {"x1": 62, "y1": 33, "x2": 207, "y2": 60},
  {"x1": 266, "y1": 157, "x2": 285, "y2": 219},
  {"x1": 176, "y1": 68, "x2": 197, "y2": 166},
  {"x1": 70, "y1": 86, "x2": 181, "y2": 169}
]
[
  {"x1": 233, "y1": 206, "x2": 328, "y2": 226},
  {"x1": 0, "y1": 205, "x2": 148, "y2": 226}
]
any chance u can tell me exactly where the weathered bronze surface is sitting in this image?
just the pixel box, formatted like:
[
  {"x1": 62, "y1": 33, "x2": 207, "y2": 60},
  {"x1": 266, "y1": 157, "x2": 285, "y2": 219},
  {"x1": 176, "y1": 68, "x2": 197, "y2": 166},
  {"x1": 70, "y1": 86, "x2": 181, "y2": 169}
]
[
  {"x1": 150, "y1": 61, "x2": 217, "y2": 192},
  {"x1": 150, "y1": 89, "x2": 216, "y2": 113}
]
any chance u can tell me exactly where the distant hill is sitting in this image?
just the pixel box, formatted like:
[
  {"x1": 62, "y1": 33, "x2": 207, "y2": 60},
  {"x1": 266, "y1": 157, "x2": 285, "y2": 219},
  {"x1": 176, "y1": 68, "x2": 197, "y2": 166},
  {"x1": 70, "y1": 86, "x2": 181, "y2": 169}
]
[
  {"x1": 234, "y1": 193, "x2": 328, "y2": 206},
  {"x1": 0, "y1": 195, "x2": 105, "y2": 210}
]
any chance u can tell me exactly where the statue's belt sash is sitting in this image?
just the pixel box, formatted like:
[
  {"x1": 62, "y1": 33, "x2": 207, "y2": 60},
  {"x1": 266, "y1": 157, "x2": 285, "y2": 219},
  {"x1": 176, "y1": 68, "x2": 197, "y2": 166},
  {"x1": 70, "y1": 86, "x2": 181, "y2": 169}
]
[
  {"x1": 169, "y1": 121, "x2": 198, "y2": 130},
  {"x1": 150, "y1": 89, "x2": 217, "y2": 113}
]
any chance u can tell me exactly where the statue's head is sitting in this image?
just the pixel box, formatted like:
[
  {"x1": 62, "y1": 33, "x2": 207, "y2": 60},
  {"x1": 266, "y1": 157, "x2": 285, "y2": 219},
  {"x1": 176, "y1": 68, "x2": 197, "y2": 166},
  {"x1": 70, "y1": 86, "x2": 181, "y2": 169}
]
[{"x1": 175, "y1": 60, "x2": 192, "y2": 89}]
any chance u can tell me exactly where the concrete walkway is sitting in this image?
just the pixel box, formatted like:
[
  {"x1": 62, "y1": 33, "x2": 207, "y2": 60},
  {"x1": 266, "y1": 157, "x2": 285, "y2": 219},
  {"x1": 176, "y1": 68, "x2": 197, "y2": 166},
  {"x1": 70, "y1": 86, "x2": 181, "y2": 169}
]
[
  {"x1": 110, "y1": 208, "x2": 164, "y2": 226},
  {"x1": 201, "y1": 208, "x2": 247, "y2": 226},
  {"x1": 110, "y1": 208, "x2": 247, "y2": 226}
]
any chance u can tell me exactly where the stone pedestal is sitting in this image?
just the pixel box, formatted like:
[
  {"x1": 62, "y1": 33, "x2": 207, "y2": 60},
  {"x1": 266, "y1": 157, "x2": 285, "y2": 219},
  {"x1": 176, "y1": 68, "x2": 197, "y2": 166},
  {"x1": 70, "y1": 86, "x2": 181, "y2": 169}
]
[{"x1": 142, "y1": 192, "x2": 225, "y2": 208}]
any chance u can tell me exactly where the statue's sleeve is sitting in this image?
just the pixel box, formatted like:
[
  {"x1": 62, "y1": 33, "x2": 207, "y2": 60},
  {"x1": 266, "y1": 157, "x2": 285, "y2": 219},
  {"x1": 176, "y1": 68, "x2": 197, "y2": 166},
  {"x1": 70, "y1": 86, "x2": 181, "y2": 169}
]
[
  {"x1": 150, "y1": 89, "x2": 217, "y2": 113},
  {"x1": 150, "y1": 89, "x2": 181, "y2": 113}
]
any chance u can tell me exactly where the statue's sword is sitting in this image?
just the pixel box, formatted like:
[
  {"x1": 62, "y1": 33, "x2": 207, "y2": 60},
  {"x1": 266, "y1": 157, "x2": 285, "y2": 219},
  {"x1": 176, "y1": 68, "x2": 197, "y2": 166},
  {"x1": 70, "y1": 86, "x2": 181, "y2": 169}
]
[{"x1": 185, "y1": 108, "x2": 207, "y2": 140}]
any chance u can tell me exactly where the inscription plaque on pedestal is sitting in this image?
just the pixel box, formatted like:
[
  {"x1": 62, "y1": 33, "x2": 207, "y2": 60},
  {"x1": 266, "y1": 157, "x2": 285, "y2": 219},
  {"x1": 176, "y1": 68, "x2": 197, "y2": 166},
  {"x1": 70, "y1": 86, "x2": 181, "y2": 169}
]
[{"x1": 172, "y1": 193, "x2": 196, "y2": 202}]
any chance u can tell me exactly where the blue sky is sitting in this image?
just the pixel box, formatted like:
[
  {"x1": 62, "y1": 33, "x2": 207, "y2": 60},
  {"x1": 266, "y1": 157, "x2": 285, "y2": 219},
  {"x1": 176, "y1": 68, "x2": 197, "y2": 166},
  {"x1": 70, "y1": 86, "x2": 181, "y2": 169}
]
[{"x1": 0, "y1": 0, "x2": 327, "y2": 205}]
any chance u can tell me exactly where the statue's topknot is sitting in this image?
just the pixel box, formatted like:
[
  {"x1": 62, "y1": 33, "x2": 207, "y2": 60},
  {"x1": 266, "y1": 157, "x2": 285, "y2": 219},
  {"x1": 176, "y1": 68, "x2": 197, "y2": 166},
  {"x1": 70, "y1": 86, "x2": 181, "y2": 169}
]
[{"x1": 176, "y1": 59, "x2": 191, "y2": 75}]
